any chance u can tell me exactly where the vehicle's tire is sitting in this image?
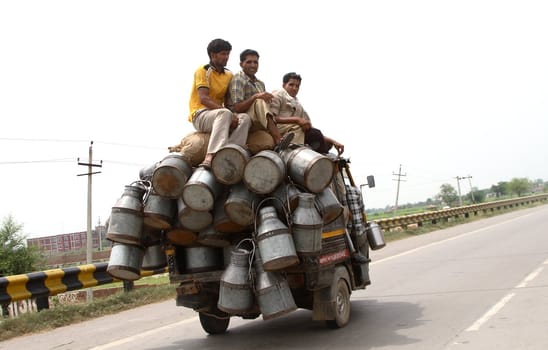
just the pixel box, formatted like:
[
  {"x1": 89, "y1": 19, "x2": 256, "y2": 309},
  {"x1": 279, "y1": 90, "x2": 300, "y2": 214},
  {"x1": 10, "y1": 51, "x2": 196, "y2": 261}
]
[
  {"x1": 199, "y1": 312, "x2": 230, "y2": 335},
  {"x1": 325, "y1": 278, "x2": 351, "y2": 329}
]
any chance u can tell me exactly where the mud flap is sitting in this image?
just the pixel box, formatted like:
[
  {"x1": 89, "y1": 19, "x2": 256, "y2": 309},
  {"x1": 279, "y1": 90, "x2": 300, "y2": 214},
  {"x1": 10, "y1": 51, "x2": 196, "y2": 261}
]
[{"x1": 312, "y1": 265, "x2": 350, "y2": 320}]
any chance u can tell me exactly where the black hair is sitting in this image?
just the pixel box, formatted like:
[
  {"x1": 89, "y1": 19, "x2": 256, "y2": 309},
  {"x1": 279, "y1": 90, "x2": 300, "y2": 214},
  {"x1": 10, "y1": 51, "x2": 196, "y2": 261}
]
[
  {"x1": 240, "y1": 49, "x2": 259, "y2": 63},
  {"x1": 207, "y1": 39, "x2": 232, "y2": 58},
  {"x1": 283, "y1": 72, "x2": 302, "y2": 84}
]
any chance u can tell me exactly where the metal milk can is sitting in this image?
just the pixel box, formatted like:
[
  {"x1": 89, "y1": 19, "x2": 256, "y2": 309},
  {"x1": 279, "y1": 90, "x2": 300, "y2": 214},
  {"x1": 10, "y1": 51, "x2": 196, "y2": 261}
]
[
  {"x1": 253, "y1": 251, "x2": 297, "y2": 320},
  {"x1": 141, "y1": 241, "x2": 167, "y2": 270},
  {"x1": 211, "y1": 144, "x2": 250, "y2": 185},
  {"x1": 182, "y1": 166, "x2": 223, "y2": 212},
  {"x1": 151, "y1": 153, "x2": 192, "y2": 199},
  {"x1": 183, "y1": 245, "x2": 223, "y2": 273},
  {"x1": 367, "y1": 221, "x2": 386, "y2": 250},
  {"x1": 280, "y1": 146, "x2": 334, "y2": 193},
  {"x1": 143, "y1": 189, "x2": 176, "y2": 230},
  {"x1": 292, "y1": 193, "x2": 323, "y2": 255},
  {"x1": 224, "y1": 182, "x2": 258, "y2": 227},
  {"x1": 107, "y1": 243, "x2": 145, "y2": 281},
  {"x1": 176, "y1": 197, "x2": 212, "y2": 232},
  {"x1": 314, "y1": 186, "x2": 344, "y2": 225},
  {"x1": 218, "y1": 242, "x2": 255, "y2": 314},
  {"x1": 255, "y1": 205, "x2": 299, "y2": 271},
  {"x1": 106, "y1": 182, "x2": 146, "y2": 245},
  {"x1": 271, "y1": 181, "x2": 302, "y2": 218},
  {"x1": 243, "y1": 150, "x2": 286, "y2": 194}
]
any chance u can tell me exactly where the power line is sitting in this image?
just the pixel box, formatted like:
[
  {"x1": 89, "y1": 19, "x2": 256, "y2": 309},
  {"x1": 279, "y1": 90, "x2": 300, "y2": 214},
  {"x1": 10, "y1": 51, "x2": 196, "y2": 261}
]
[
  {"x1": 0, "y1": 158, "x2": 75, "y2": 165},
  {"x1": 0, "y1": 137, "x2": 89, "y2": 143},
  {"x1": 0, "y1": 137, "x2": 165, "y2": 150},
  {"x1": 94, "y1": 140, "x2": 165, "y2": 151},
  {"x1": 101, "y1": 160, "x2": 150, "y2": 167}
]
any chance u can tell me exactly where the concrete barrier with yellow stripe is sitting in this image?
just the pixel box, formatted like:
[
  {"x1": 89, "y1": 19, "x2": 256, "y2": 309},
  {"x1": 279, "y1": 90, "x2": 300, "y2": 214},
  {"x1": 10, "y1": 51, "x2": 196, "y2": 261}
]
[{"x1": 0, "y1": 263, "x2": 167, "y2": 305}]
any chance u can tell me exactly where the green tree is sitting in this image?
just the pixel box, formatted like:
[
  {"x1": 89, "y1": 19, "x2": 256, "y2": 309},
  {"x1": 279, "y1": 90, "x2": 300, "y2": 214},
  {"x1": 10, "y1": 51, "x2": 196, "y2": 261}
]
[
  {"x1": 0, "y1": 215, "x2": 44, "y2": 276},
  {"x1": 490, "y1": 181, "x2": 508, "y2": 198},
  {"x1": 466, "y1": 187, "x2": 486, "y2": 203},
  {"x1": 506, "y1": 177, "x2": 531, "y2": 197},
  {"x1": 436, "y1": 183, "x2": 459, "y2": 207}
]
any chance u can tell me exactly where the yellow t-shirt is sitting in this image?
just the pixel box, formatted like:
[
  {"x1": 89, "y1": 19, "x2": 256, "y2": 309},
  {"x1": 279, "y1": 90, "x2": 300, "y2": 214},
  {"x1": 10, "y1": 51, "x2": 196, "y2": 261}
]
[{"x1": 188, "y1": 65, "x2": 233, "y2": 121}]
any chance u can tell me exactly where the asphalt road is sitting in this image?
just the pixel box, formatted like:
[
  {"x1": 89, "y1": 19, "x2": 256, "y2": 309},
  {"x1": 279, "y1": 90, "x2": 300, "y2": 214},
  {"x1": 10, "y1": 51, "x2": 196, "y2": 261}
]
[{"x1": 2, "y1": 204, "x2": 547, "y2": 350}]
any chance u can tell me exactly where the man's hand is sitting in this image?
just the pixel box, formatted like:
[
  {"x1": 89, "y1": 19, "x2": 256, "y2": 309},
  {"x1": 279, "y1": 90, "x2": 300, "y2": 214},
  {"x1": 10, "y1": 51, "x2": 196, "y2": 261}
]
[
  {"x1": 333, "y1": 141, "x2": 344, "y2": 155},
  {"x1": 299, "y1": 119, "x2": 312, "y2": 131},
  {"x1": 230, "y1": 113, "x2": 239, "y2": 130},
  {"x1": 256, "y1": 91, "x2": 274, "y2": 104}
]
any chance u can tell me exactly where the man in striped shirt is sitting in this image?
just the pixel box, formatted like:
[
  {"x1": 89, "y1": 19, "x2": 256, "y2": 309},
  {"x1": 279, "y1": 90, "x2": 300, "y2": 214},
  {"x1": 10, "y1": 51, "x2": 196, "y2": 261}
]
[{"x1": 227, "y1": 49, "x2": 287, "y2": 147}]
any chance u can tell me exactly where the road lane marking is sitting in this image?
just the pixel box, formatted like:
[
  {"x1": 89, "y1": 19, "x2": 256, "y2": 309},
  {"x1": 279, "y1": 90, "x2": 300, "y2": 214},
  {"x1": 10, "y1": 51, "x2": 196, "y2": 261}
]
[
  {"x1": 465, "y1": 258, "x2": 547, "y2": 332},
  {"x1": 465, "y1": 292, "x2": 515, "y2": 331},
  {"x1": 516, "y1": 265, "x2": 544, "y2": 288},
  {"x1": 88, "y1": 316, "x2": 197, "y2": 350}
]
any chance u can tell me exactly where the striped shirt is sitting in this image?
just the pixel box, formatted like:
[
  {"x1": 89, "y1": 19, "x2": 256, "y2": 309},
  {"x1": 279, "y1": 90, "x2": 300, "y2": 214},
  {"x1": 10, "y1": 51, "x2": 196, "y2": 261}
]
[{"x1": 227, "y1": 71, "x2": 266, "y2": 109}]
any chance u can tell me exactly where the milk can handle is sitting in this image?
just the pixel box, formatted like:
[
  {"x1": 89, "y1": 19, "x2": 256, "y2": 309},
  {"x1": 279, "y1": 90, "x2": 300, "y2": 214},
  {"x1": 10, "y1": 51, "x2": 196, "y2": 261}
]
[
  {"x1": 128, "y1": 180, "x2": 150, "y2": 202},
  {"x1": 141, "y1": 180, "x2": 153, "y2": 203},
  {"x1": 234, "y1": 238, "x2": 256, "y2": 280},
  {"x1": 252, "y1": 196, "x2": 291, "y2": 236}
]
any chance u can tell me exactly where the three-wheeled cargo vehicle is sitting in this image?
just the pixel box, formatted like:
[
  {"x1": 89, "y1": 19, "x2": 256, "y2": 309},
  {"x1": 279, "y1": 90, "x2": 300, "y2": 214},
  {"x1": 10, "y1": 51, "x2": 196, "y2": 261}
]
[{"x1": 106, "y1": 143, "x2": 385, "y2": 335}]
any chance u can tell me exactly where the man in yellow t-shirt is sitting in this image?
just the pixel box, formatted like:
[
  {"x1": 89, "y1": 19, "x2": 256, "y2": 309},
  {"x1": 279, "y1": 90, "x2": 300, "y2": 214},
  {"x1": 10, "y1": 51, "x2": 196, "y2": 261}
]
[{"x1": 188, "y1": 38, "x2": 251, "y2": 168}]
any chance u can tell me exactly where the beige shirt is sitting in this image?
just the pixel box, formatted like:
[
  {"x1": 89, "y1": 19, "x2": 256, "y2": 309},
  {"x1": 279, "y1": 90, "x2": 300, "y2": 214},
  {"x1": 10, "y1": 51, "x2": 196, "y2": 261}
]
[{"x1": 270, "y1": 89, "x2": 311, "y2": 122}]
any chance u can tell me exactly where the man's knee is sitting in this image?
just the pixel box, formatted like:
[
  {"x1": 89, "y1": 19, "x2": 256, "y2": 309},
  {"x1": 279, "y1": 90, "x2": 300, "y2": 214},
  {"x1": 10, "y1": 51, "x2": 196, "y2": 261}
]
[{"x1": 215, "y1": 108, "x2": 233, "y2": 124}]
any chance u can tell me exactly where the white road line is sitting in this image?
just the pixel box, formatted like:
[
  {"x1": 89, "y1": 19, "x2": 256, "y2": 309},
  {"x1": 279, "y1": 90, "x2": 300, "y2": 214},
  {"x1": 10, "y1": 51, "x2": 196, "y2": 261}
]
[
  {"x1": 516, "y1": 266, "x2": 544, "y2": 288},
  {"x1": 465, "y1": 258, "x2": 547, "y2": 332},
  {"x1": 465, "y1": 293, "x2": 516, "y2": 332},
  {"x1": 88, "y1": 316, "x2": 197, "y2": 350},
  {"x1": 372, "y1": 213, "x2": 536, "y2": 266}
]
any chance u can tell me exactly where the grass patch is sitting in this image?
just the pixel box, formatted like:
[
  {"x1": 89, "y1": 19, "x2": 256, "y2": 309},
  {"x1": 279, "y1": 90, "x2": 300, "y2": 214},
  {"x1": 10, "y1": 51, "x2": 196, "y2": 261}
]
[
  {"x1": 92, "y1": 274, "x2": 169, "y2": 290},
  {"x1": 0, "y1": 281, "x2": 176, "y2": 342}
]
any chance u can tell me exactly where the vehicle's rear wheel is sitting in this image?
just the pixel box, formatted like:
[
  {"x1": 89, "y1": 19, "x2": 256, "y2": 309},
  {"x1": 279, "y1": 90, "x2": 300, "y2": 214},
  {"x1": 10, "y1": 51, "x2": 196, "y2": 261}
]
[
  {"x1": 199, "y1": 312, "x2": 230, "y2": 335},
  {"x1": 325, "y1": 278, "x2": 351, "y2": 329}
]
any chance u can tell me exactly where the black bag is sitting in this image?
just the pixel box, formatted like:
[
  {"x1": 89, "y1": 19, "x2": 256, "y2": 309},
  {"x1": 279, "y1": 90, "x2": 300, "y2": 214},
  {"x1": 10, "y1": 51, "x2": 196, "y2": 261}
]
[{"x1": 304, "y1": 127, "x2": 333, "y2": 154}]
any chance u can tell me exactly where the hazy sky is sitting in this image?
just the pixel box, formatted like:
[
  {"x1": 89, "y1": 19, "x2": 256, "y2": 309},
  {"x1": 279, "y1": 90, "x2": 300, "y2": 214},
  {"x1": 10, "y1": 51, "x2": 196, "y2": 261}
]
[{"x1": 1, "y1": 0, "x2": 547, "y2": 238}]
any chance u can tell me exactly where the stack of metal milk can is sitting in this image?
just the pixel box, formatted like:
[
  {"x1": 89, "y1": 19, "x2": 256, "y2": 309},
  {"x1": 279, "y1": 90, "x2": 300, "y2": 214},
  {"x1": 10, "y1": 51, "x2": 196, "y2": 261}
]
[{"x1": 106, "y1": 143, "x2": 347, "y2": 319}]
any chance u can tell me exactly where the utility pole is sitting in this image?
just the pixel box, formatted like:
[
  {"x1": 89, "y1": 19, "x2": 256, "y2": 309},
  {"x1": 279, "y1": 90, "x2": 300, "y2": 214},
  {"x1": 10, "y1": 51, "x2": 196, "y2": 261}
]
[
  {"x1": 455, "y1": 176, "x2": 464, "y2": 206},
  {"x1": 392, "y1": 164, "x2": 406, "y2": 215},
  {"x1": 77, "y1": 141, "x2": 102, "y2": 302},
  {"x1": 464, "y1": 175, "x2": 475, "y2": 203},
  {"x1": 456, "y1": 175, "x2": 474, "y2": 206}
]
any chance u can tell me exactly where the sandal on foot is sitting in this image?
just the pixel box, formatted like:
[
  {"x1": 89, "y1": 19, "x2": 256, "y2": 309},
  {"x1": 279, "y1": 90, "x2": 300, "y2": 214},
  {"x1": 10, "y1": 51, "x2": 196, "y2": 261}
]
[{"x1": 274, "y1": 132, "x2": 294, "y2": 152}]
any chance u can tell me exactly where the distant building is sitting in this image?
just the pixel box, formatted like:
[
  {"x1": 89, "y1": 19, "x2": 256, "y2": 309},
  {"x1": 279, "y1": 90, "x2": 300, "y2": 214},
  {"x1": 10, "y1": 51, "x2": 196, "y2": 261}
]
[{"x1": 27, "y1": 225, "x2": 107, "y2": 256}]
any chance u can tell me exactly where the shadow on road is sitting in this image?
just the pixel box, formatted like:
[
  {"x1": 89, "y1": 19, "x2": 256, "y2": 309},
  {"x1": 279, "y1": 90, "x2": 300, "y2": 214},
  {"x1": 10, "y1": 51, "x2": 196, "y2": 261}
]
[{"x1": 149, "y1": 299, "x2": 424, "y2": 350}]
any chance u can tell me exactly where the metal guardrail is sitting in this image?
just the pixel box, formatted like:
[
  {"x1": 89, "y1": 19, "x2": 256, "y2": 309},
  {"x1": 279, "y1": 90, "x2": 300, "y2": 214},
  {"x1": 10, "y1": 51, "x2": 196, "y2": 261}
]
[
  {"x1": 0, "y1": 262, "x2": 167, "y2": 306},
  {"x1": 375, "y1": 193, "x2": 548, "y2": 230}
]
